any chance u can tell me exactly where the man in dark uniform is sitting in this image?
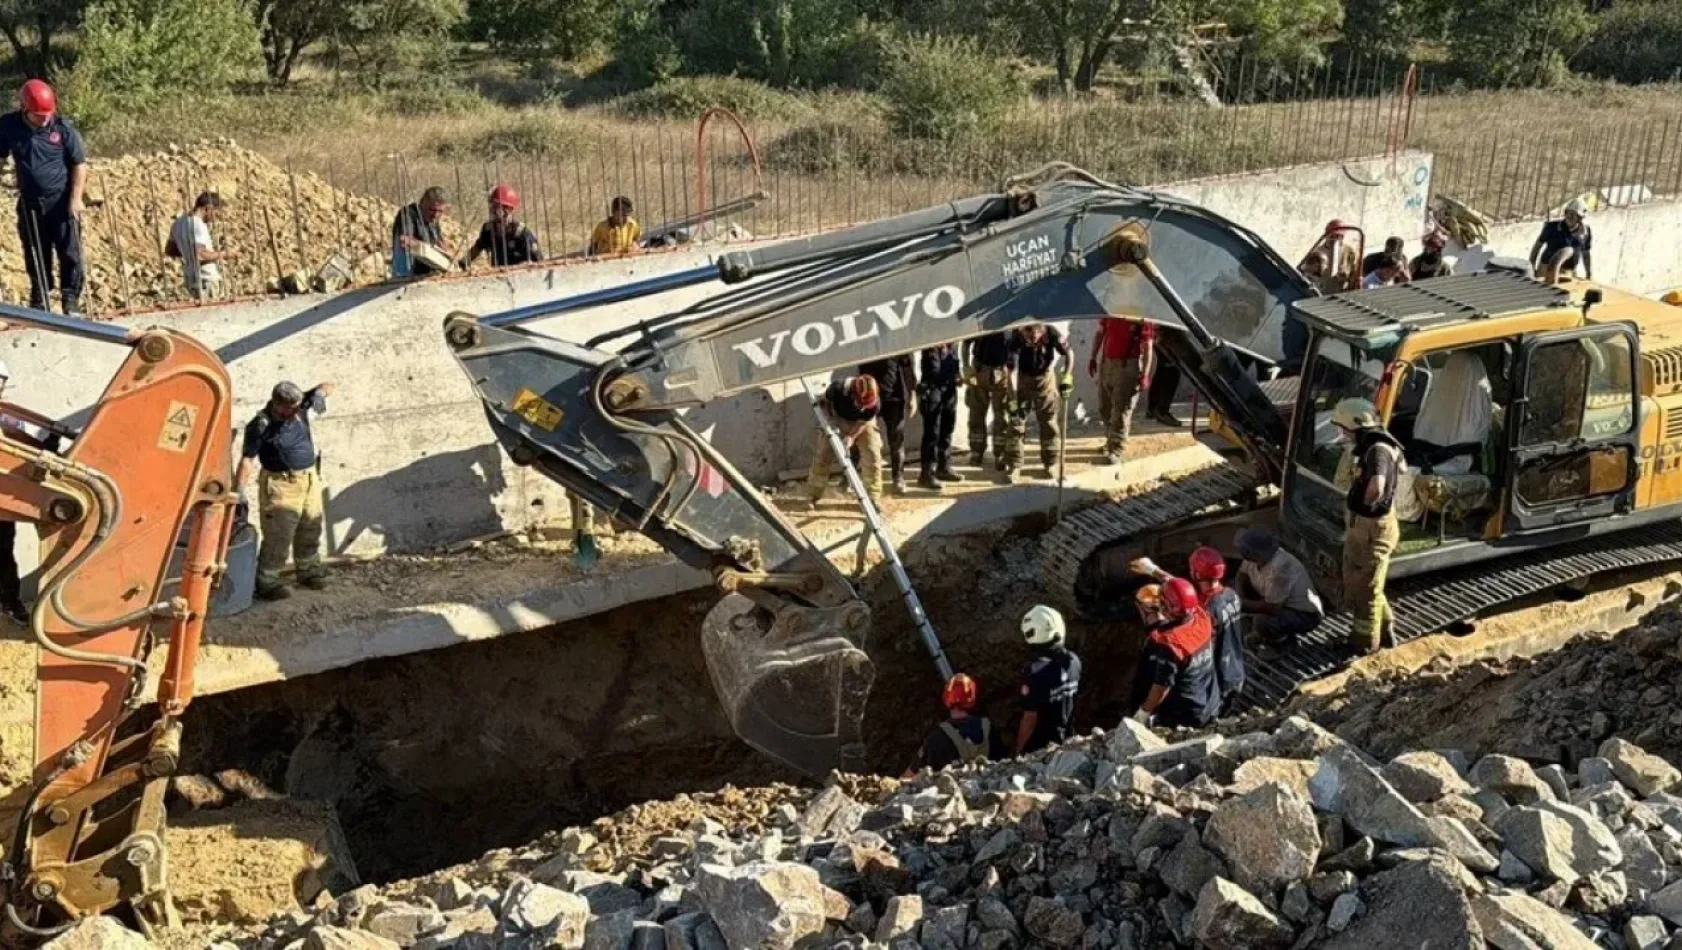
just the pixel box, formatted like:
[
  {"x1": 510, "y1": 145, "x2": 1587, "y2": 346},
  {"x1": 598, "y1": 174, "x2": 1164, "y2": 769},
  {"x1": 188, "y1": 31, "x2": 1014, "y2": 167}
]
[
  {"x1": 237, "y1": 381, "x2": 335, "y2": 600},
  {"x1": 1008, "y1": 324, "x2": 1072, "y2": 479},
  {"x1": 1334, "y1": 397, "x2": 1402, "y2": 654},
  {"x1": 391, "y1": 186, "x2": 452, "y2": 278},
  {"x1": 1531, "y1": 199, "x2": 1593, "y2": 284},
  {"x1": 965, "y1": 332, "x2": 1016, "y2": 473},
  {"x1": 1127, "y1": 577, "x2": 1221, "y2": 728},
  {"x1": 916, "y1": 343, "x2": 964, "y2": 491},
  {"x1": 916, "y1": 674, "x2": 1007, "y2": 771},
  {"x1": 807, "y1": 375, "x2": 883, "y2": 503},
  {"x1": 859, "y1": 354, "x2": 916, "y2": 495},
  {"x1": 1014, "y1": 604, "x2": 1081, "y2": 755},
  {"x1": 1, "y1": 80, "x2": 87, "y2": 315},
  {"x1": 462, "y1": 183, "x2": 541, "y2": 269}
]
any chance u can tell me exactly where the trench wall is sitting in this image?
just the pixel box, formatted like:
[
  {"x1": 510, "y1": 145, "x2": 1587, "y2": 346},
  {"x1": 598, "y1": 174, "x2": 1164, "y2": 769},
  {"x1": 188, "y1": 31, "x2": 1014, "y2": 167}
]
[{"x1": 4, "y1": 152, "x2": 1438, "y2": 560}]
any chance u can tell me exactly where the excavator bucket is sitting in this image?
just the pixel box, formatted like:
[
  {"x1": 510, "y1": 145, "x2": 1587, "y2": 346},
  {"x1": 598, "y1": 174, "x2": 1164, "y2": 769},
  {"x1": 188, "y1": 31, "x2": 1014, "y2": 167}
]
[{"x1": 700, "y1": 593, "x2": 875, "y2": 777}]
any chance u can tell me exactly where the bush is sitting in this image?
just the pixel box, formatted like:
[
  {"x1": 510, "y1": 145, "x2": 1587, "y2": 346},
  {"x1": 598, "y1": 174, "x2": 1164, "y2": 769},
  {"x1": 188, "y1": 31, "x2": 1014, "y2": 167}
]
[
  {"x1": 879, "y1": 34, "x2": 1021, "y2": 142},
  {"x1": 611, "y1": 76, "x2": 817, "y2": 121},
  {"x1": 1448, "y1": 0, "x2": 1593, "y2": 87},
  {"x1": 65, "y1": 0, "x2": 262, "y2": 126},
  {"x1": 432, "y1": 112, "x2": 584, "y2": 158},
  {"x1": 327, "y1": 0, "x2": 467, "y2": 89},
  {"x1": 385, "y1": 76, "x2": 491, "y2": 116},
  {"x1": 1576, "y1": 2, "x2": 1682, "y2": 85}
]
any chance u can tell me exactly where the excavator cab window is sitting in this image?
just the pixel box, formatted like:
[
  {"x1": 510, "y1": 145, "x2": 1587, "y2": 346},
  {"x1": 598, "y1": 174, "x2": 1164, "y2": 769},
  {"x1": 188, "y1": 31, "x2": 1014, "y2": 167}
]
[{"x1": 1282, "y1": 336, "x2": 1387, "y2": 558}]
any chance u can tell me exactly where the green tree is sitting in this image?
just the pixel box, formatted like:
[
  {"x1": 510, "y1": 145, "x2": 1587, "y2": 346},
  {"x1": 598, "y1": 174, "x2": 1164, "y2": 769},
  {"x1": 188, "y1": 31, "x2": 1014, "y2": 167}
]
[
  {"x1": 328, "y1": 0, "x2": 466, "y2": 88},
  {"x1": 1000, "y1": 0, "x2": 1149, "y2": 92},
  {"x1": 1216, "y1": 0, "x2": 1340, "y2": 80},
  {"x1": 464, "y1": 0, "x2": 618, "y2": 60},
  {"x1": 0, "y1": 0, "x2": 83, "y2": 78},
  {"x1": 253, "y1": 0, "x2": 337, "y2": 84},
  {"x1": 1576, "y1": 0, "x2": 1682, "y2": 84},
  {"x1": 1449, "y1": 0, "x2": 1593, "y2": 86},
  {"x1": 879, "y1": 33, "x2": 1020, "y2": 140},
  {"x1": 671, "y1": 0, "x2": 880, "y2": 88},
  {"x1": 66, "y1": 0, "x2": 260, "y2": 118}
]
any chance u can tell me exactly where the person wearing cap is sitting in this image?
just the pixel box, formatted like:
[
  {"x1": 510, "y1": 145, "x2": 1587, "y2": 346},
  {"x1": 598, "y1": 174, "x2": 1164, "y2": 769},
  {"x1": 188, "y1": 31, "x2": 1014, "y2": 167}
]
[
  {"x1": 462, "y1": 183, "x2": 541, "y2": 269},
  {"x1": 588, "y1": 196, "x2": 641, "y2": 256},
  {"x1": 808, "y1": 375, "x2": 884, "y2": 504},
  {"x1": 1334, "y1": 397, "x2": 1403, "y2": 653},
  {"x1": 168, "y1": 192, "x2": 237, "y2": 300},
  {"x1": 1531, "y1": 200, "x2": 1593, "y2": 284},
  {"x1": 391, "y1": 186, "x2": 452, "y2": 278},
  {"x1": 1410, "y1": 232, "x2": 1454, "y2": 280},
  {"x1": 1015, "y1": 604, "x2": 1081, "y2": 755},
  {"x1": 237, "y1": 380, "x2": 335, "y2": 600},
  {"x1": 1234, "y1": 526, "x2": 1324, "y2": 644},
  {"x1": 914, "y1": 673, "x2": 1007, "y2": 772},
  {"x1": 1, "y1": 80, "x2": 87, "y2": 315}
]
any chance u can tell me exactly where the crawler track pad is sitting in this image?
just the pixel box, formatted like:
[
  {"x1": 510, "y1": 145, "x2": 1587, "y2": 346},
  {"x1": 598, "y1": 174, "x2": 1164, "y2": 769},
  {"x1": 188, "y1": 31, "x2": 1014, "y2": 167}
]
[{"x1": 701, "y1": 593, "x2": 874, "y2": 778}]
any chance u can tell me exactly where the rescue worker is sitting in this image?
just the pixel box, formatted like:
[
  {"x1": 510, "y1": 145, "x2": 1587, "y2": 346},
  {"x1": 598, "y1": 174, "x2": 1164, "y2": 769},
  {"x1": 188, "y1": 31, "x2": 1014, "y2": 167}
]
[
  {"x1": 966, "y1": 332, "x2": 1017, "y2": 474},
  {"x1": 1127, "y1": 577, "x2": 1221, "y2": 728},
  {"x1": 1362, "y1": 236, "x2": 1409, "y2": 281},
  {"x1": 589, "y1": 196, "x2": 641, "y2": 256},
  {"x1": 808, "y1": 375, "x2": 883, "y2": 504},
  {"x1": 1334, "y1": 398, "x2": 1402, "y2": 654},
  {"x1": 916, "y1": 673, "x2": 1007, "y2": 771},
  {"x1": 1410, "y1": 232, "x2": 1454, "y2": 279},
  {"x1": 1015, "y1": 604, "x2": 1081, "y2": 756},
  {"x1": 1, "y1": 80, "x2": 87, "y2": 315},
  {"x1": 1133, "y1": 550, "x2": 1244, "y2": 712},
  {"x1": 1298, "y1": 251, "x2": 1342, "y2": 296},
  {"x1": 1088, "y1": 316, "x2": 1154, "y2": 465},
  {"x1": 1301, "y1": 220, "x2": 1361, "y2": 293},
  {"x1": 462, "y1": 183, "x2": 541, "y2": 268},
  {"x1": 1531, "y1": 199, "x2": 1592, "y2": 283},
  {"x1": 391, "y1": 186, "x2": 452, "y2": 278},
  {"x1": 1009, "y1": 324, "x2": 1072, "y2": 479},
  {"x1": 237, "y1": 381, "x2": 335, "y2": 601},
  {"x1": 1234, "y1": 525, "x2": 1324, "y2": 643},
  {"x1": 860, "y1": 354, "x2": 916, "y2": 495},
  {"x1": 916, "y1": 342, "x2": 964, "y2": 491}
]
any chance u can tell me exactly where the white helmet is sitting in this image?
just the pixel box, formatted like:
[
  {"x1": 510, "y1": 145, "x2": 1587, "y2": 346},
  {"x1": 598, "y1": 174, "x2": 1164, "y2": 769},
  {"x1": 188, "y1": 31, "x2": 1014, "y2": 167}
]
[
  {"x1": 1331, "y1": 397, "x2": 1380, "y2": 431},
  {"x1": 1021, "y1": 604, "x2": 1066, "y2": 646},
  {"x1": 1564, "y1": 198, "x2": 1589, "y2": 218}
]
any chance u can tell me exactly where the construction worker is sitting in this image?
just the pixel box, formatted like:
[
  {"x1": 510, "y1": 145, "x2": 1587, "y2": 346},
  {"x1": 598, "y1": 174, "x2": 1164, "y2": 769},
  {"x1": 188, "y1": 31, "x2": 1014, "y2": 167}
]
[
  {"x1": 1363, "y1": 252, "x2": 1407, "y2": 289},
  {"x1": 808, "y1": 375, "x2": 883, "y2": 504},
  {"x1": 462, "y1": 183, "x2": 541, "y2": 268},
  {"x1": 1088, "y1": 316, "x2": 1154, "y2": 465},
  {"x1": 1362, "y1": 236, "x2": 1409, "y2": 281},
  {"x1": 1235, "y1": 525, "x2": 1324, "y2": 644},
  {"x1": 1531, "y1": 200, "x2": 1593, "y2": 283},
  {"x1": 916, "y1": 342, "x2": 964, "y2": 492},
  {"x1": 860, "y1": 354, "x2": 916, "y2": 495},
  {"x1": 1127, "y1": 577, "x2": 1221, "y2": 728},
  {"x1": 916, "y1": 674, "x2": 1007, "y2": 771},
  {"x1": 966, "y1": 332, "x2": 1017, "y2": 475},
  {"x1": 1014, "y1": 604, "x2": 1081, "y2": 755},
  {"x1": 391, "y1": 186, "x2": 452, "y2": 278},
  {"x1": 238, "y1": 381, "x2": 335, "y2": 601},
  {"x1": 1410, "y1": 232, "x2": 1454, "y2": 280},
  {"x1": 168, "y1": 192, "x2": 237, "y2": 300},
  {"x1": 1334, "y1": 398, "x2": 1402, "y2": 654},
  {"x1": 589, "y1": 196, "x2": 641, "y2": 256},
  {"x1": 1009, "y1": 324, "x2": 1072, "y2": 479},
  {"x1": 1, "y1": 80, "x2": 87, "y2": 315},
  {"x1": 1302, "y1": 220, "x2": 1361, "y2": 293}
]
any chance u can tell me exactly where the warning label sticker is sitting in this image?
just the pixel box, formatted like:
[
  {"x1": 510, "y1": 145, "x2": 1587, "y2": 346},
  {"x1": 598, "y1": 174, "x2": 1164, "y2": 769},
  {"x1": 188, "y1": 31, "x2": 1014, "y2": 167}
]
[
  {"x1": 511, "y1": 388, "x2": 564, "y2": 432},
  {"x1": 158, "y1": 401, "x2": 198, "y2": 453}
]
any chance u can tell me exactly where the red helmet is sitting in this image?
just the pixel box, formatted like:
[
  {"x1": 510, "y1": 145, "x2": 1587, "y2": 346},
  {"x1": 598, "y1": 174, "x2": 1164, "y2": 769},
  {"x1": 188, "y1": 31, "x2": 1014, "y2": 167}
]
[
  {"x1": 1324, "y1": 219, "x2": 1348, "y2": 235},
  {"x1": 489, "y1": 183, "x2": 519, "y2": 210},
  {"x1": 1188, "y1": 546, "x2": 1226, "y2": 582},
  {"x1": 1423, "y1": 231, "x2": 1446, "y2": 250},
  {"x1": 942, "y1": 673, "x2": 978, "y2": 711},
  {"x1": 1163, "y1": 577, "x2": 1200, "y2": 618},
  {"x1": 849, "y1": 375, "x2": 880, "y2": 411},
  {"x1": 19, "y1": 79, "x2": 55, "y2": 117}
]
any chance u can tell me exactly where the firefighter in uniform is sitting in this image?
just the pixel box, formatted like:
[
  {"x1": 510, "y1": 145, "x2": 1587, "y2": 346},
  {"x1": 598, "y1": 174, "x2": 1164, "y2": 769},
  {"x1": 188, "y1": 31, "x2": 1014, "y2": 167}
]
[
  {"x1": 237, "y1": 381, "x2": 334, "y2": 600},
  {"x1": 1010, "y1": 324, "x2": 1073, "y2": 480},
  {"x1": 808, "y1": 375, "x2": 884, "y2": 503},
  {"x1": 1014, "y1": 604, "x2": 1081, "y2": 755},
  {"x1": 860, "y1": 354, "x2": 916, "y2": 495},
  {"x1": 916, "y1": 343, "x2": 964, "y2": 491},
  {"x1": 1133, "y1": 549, "x2": 1246, "y2": 712},
  {"x1": 1334, "y1": 397, "x2": 1402, "y2": 654},
  {"x1": 966, "y1": 332, "x2": 1017, "y2": 473},
  {"x1": 1127, "y1": 577, "x2": 1221, "y2": 728},
  {"x1": 915, "y1": 673, "x2": 1007, "y2": 772}
]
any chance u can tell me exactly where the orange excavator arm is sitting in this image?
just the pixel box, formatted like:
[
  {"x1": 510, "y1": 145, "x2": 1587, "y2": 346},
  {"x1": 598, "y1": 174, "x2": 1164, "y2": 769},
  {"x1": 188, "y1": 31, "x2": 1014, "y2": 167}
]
[{"x1": 0, "y1": 308, "x2": 234, "y2": 938}]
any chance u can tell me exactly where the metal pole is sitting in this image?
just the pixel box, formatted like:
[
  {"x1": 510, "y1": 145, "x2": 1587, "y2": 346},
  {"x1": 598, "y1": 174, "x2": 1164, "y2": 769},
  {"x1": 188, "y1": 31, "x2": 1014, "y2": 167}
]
[{"x1": 800, "y1": 377, "x2": 953, "y2": 683}]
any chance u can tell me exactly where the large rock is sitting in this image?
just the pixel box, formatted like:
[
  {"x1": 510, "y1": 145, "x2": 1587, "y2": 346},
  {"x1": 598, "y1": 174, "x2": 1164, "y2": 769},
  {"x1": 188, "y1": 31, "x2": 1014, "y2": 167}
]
[
  {"x1": 1646, "y1": 878, "x2": 1682, "y2": 926},
  {"x1": 364, "y1": 902, "x2": 447, "y2": 946},
  {"x1": 1495, "y1": 802, "x2": 1622, "y2": 884},
  {"x1": 1422, "y1": 815, "x2": 1501, "y2": 873},
  {"x1": 1273, "y1": 716, "x2": 1343, "y2": 760},
  {"x1": 1602, "y1": 738, "x2": 1682, "y2": 797},
  {"x1": 695, "y1": 862, "x2": 827, "y2": 950},
  {"x1": 1619, "y1": 825, "x2": 1669, "y2": 896},
  {"x1": 1383, "y1": 752, "x2": 1475, "y2": 803},
  {"x1": 1204, "y1": 782, "x2": 1320, "y2": 895},
  {"x1": 1134, "y1": 736, "x2": 1225, "y2": 774},
  {"x1": 663, "y1": 913, "x2": 727, "y2": 950},
  {"x1": 1024, "y1": 897, "x2": 1085, "y2": 948},
  {"x1": 303, "y1": 929, "x2": 401, "y2": 950},
  {"x1": 1471, "y1": 756, "x2": 1556, "y2": 803},
  {"x1": 1470, "y1": 893, "x2": 1598, "y2": 950},
  {"x1": 44, "y1": 918, "x2": 154, "y2": 950},
  {"x1": 1158, "y1": 830, "x2": 1227, "y2": 898},
  {"x1": 1311, "y1": 745, "x2": 1445, "y2": 848},
  {"x1": 1624, "y1": 915, "x2": 1668, "y2": 950},
  {"x1": 499, "y1": 878, "x2": 590, "y2": 942},
  {"x1": 1320, "y1": 855, "x2": 1483, "y2": 950},
  {"x1": 1190, "y1": 877, "x2": 1293, "y2": 950},
  {"x1": 1230, "y1": 758, "x2": 1318, "y2": 799},
  {"x1": 875, "y1": 896, "x2": 924, "y2": 942},
  {"x1": 1106, "y1": 720, "x2": 1166, "y2": 760}
]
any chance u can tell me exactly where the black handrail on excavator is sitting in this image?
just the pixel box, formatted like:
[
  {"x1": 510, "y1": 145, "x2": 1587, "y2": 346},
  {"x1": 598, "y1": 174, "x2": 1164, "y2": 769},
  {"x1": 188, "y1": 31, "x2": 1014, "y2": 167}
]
[{"x1": 443, "y1": 164, "x2": 1314, "y2": 776}]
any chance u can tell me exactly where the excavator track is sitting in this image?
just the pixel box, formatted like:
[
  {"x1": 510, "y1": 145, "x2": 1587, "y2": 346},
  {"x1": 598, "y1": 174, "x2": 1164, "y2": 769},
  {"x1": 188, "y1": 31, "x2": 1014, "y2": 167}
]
[
  {"x1": 1236, "y1": 520, "x2": 1682, "y2": 712},
  {"x1": 1040, "y1": 461, "x2": 1266, "y2": 611}
]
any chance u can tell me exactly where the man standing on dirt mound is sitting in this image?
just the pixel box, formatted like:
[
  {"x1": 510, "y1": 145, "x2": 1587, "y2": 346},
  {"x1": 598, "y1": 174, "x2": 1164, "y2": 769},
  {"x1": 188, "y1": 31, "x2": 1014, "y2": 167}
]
[
  {"x1": 1015, "y1": 605, "x2": 1081, "y2": 755},
  {"x1": 1, "y1": 80, "x2": 87, "y2": 315}
]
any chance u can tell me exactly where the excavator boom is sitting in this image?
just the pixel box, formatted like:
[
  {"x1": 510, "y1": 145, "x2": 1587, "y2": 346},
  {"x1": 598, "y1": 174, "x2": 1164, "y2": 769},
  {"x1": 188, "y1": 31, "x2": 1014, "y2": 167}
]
[{"x1": 446, "y1": 165, "x2": 1313, "y2": 775}]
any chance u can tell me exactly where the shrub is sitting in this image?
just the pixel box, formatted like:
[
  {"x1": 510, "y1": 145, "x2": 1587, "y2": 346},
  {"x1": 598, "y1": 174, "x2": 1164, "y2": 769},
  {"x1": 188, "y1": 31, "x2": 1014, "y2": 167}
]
[
  {"x1": 1576, "y1": 2, "x2": 1682, "y2": 85},
  {"x1": 878, "y1": 34, "x2": 1021, "y2": 142},
  {"x1": 326, "y1": 0, "x2": 468, "y2": 89},
  {"x1": 385, "y1": 77, "x2": 491, "y2": 116},
  {"x1": 610, "y1": 76, "x2": 817, "y2": 121},
  {"x1": 1448, "y1": 0, "x2": 1593, "y2": 87},
  {"x1": 66, "y1": 0, "x2": 263, "y2": 126},
  {"x1": 432, "y1": 112, "x2": 584, "y2": 158}
]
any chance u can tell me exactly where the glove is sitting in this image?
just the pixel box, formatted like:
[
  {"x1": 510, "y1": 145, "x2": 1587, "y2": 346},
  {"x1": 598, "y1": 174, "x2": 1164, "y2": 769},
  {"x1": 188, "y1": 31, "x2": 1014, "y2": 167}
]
[
  {"x1": 1129, "y1": 556, "x2": 1164, "y2": 578},
  {"x1": 1058, "y1": 372, "x2": 1074, "y2": 396}
]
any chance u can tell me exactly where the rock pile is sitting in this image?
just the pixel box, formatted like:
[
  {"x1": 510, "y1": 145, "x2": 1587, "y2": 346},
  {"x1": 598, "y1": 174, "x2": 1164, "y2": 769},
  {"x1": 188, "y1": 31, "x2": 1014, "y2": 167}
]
[
  {"x1": 0, "y1": 141, "x2": 467, "y2": 315},
  {"x1": 140, "y1": 714, "x2": 1682, "y2": 950}
]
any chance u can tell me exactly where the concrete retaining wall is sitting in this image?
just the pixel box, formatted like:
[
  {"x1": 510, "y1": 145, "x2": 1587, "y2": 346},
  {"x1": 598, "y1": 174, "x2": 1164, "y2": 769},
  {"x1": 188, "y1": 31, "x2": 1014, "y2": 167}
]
[
  {"x1": 2, "y1": 152, "x2": 1436, "y2": 559},
  {"x1": 1459, "y1": 196, "x2": 1682, "y2": 294}
]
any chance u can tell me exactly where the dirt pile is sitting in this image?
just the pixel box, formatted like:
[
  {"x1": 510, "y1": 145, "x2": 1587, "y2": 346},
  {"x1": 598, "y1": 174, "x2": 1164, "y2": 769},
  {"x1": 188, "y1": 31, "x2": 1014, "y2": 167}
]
[
  {"x1": 0, "y1": 141, "x2": 468, "y2": 315},
  {"x1": 188, "y1": 711, "x2": 1682, "y2": 950}
]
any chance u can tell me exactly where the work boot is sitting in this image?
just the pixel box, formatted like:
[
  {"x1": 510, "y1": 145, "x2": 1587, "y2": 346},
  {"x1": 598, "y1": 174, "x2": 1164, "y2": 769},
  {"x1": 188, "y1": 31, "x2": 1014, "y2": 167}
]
[
  {"x1": 1002, "y1": 466, "x2": 1019, "y2": 484},
  {"x1": 299, "y1": 574, "x2": 328, "y2": 591},
  {"x1": 1151, "y1": 409, "x2": 1184, "y2": 428},
  {"x1": 969, "y1": 451, "x2": 986, "y2": 468},
  {"x1": 255, "y1": 583, "x2": 292, "y2": 602},
  {"x1": 892, "y1": 474, "x2": 908, "y2": 496},
  {"x1": 935, "y1": 463, "x2": 964, "y2": 483},
  {"x1": 1102, "y1": 449, "x2": 1122, "y2": 466},
  {"x1": 917, "y1": 468, "x2": 942, "y2": 492},
  {"x1": 1042, "y1": 465, "x2": 1057, "y2": 481}
]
